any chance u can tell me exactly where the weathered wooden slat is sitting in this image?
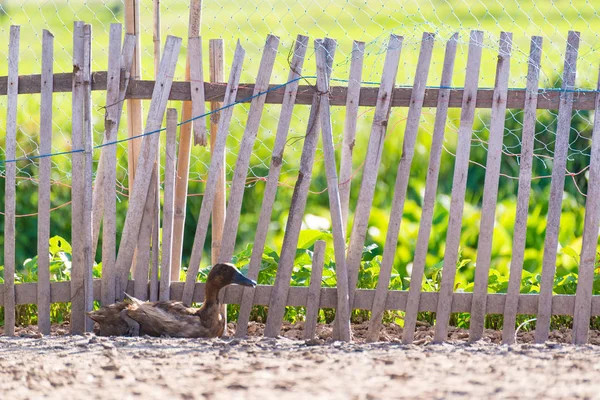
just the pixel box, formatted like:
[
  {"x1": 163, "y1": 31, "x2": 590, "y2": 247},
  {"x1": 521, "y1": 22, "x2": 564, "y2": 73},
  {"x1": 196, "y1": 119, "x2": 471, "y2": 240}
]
[
  {"x1": 3, "y1": 25, "x2": 20, "y2": 337},
  {"x1": 263, "y1": 38, "x2": 336, "y2": 338},
  {"x1": 433, "y1": 30, "x2": 484, "y2": 343},
  {"x1": 304, "y1": 240, "x2": 326, "y2": 340},
  {"x1": 36, "y1": 29, "x2": 53, "y2": 336},
  {"x1": 502, "y1": 36, "x2": 543, "y2": 344},
  {"x1": 235, "y1": 35, "x2": 308, "y2": 338},
  {"x1": 315, "y1": 38, "x2": 352, "y2": 341},
  {"x1": 181, "y1": 41, "x2": 245, "y2": 306},
  {"x1": 82, "y1": 23, "x2": 95, "y2": 332},
  {"x1": 572, "y1": 66, "x2": 600, "y2": 344},
  {"x1": 153, "y1": 0, "x2": 161, "y2": 77},
  {"x1": 133, "y1": 171, "x2": 158, "y2": 300},
  {"x1": 339, "y1": 40, "x2": 364, "y2": 228},
  {"x1": 365, "y1": 33, "x2": 435, "y2": 342},
  {"x1": 402, "y1": 33, "x2": 459, "y2": 345},
  {"x1": 2, "y1": 72, "x2": 598, "y2": 110},
  {"x1": 469, "y1": 32, "x2": 513, "y2": 342},
  {"x1": 99, "y1": 30, "x2": 136, "y2": 305},
  {"x1": 336, "y1": 35, "x2": 403, "y2": 339},
  {"x1": 115, "y1": 35, "x2": 182, "y2": 299},
  {"x1": 70, "y1": 21, "x2": 86, "y2": 335},
  {"x1": 218, "y1": 34, "x2": 280, "y2": 263},
  {"x1": 159, "y1": 109, "x2": 178, "y2": 301},
  {"x1": 535, "y1": 31, "x2": 580, "y2": 344},
  {"x1": 189, "y1": 36, "x2": 207, "y2": 146},
  {"x1": 170, "y1": 0, "x2": 203, "y2": 281}
]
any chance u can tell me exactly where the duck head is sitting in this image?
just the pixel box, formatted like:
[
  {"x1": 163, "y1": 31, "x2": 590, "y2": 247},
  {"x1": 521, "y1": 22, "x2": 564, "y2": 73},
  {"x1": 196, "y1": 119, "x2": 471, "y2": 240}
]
[{"x1": 206, "y1": 262, "x2": 257, "y2": 292}]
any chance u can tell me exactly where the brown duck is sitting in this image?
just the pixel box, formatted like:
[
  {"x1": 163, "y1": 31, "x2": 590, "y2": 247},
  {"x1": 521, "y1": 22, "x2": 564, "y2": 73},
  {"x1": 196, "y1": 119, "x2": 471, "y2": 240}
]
[{"x1": 87, "y1": 262, "x2": 256, "y2": 338}]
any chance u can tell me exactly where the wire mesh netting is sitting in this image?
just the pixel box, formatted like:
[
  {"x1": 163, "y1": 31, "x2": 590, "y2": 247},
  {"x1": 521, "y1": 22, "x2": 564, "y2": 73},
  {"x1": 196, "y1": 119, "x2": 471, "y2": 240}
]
[{"x1": 0, "y1": 0, "x2": 598, "y2": 275}]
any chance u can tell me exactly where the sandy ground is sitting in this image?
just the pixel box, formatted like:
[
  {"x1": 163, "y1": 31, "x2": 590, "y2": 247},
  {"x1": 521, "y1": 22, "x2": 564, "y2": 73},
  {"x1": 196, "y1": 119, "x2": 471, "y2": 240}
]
[{"x1": 2, "y1": 323, "x2": 600, "y2": 399}]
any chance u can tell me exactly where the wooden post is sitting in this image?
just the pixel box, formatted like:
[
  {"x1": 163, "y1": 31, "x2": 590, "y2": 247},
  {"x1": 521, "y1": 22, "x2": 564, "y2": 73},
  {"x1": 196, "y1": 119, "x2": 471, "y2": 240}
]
[
  {"x1": 469, "y1": 32, "x2": 512, "y2": 342},
  {"x1": 234, "y1": 35, "x2": 308, "y2": 338},
  {"x1": 365, "y1": 33, "x2": 435, "y2": 342},
  {"x1": 339, "y1": 40, "x2": 364, "y2": 229},
  {"x1": 153, "y1": 0, "x2": 161, "y2": 77},
  {"x1": 209, "y1": 39, "x2": 226, "y2": 270},
  {"x1": 181, "y1": 41, "x2": 245, "y2": 306},
  {"x1": 3, "y1": 25, "x2": 19, "y2": 337},
  {"x1": 433, "y1": 30, "x2": 484, "y2": 343},
  {"x1": 37, "y1": 29, "x2": 53, "y2": 335},
  {"x1": 535, "y1": 31, "x2": 580, "y2": 343},
  {"x1": 82, "y1": 23, "x2": 94, "y2": 332},
  {"x1": 263, "y1": 38, "x2": 336, "y2": 338},
  {"x1": 189, "y1": 36, "x2": 207, "y2": 146},
  {"x1": 70, "y1": 21, "x2": 86, "y2": 334},
  {"x1": 160, "y1": 109, "x2": 178, "y2": 301},
  {"x1": 115, "y1": 36, "x2": 182, "y2": 299},
  {"x1": 134, "y1": 174, "x2": 157, "y2": 300},
  {"x1": 401, "y1": 33, "x2": 458, "y2": 344},
  {"x1": 304, "y1": 240, "x2": 325, "y2": 340},
  {"x1": 171, "y1": 0, "x2": 203, "y2": 281},
  {"x1": 573, "y1": 65, "x2": 600, "y2": 345},
  {"x1": 502, "y1": 36, "x2": 543, "y2": 344},
  {"x1": 125, "y1": 0, "x2": 143, "y2": 188}
]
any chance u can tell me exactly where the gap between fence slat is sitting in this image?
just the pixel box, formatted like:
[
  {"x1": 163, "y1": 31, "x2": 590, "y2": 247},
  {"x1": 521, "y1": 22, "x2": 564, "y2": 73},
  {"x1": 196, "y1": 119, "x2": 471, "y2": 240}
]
[
  {"x1": 171, "y1": 0, "x2": 203, "y2": 282},
  {"x1": 3, "y1": 25, "x2": 20, "y2": 337},
  {"x1": 235, "y1": 35, "x2": 308, "y2": 338},
  {"x1": 469, "y1": 32, "x2": 513, "y2": 342},
  {"x1": 572, "y1": 64, "x2": 600, "y2": 345},
  {"x1": 36, "y1": 29, "x2": 53, "y2": 336},
  {"x1": 402, "y1": 33, "x2": 458, "y2": 345},
  {"x1": 501, "y1": 36, "x2": 543, "y2": 344},
  {"x1": 366, "y1": 33, "x2": 435, "y2": 342},
  {"x1": 433, "y1": 30, "x2": 484, "y2": 343},
  {"x1": 181, "y1": 41, "x2": 245, "y2": 306},
  {"x1": 160, "y1": 108, "x2": 178, "y2": 301},
  {"x1": 263, "y1": 37, "x2": 336, "y2": 338},
  {"x1": 535, "y1": 31, "x2": 580, "y2": 344},
  {"x1": 115, "y1": 35, "x2": 182, "y2": 300},
  {"x1": 304, "y1": 240, "x2": 325, "y2": 340},
  {"x1": 339, "y1": 40, "x2": 364, "y2": 229}
]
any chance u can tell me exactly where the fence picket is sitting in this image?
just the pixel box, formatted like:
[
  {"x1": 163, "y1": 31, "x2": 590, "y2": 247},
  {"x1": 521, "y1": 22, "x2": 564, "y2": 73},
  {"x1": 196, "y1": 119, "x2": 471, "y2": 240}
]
[
  {"x1": 115, "y1": 35, "x2": 182, "y2": 299},
  {"x1": 3, "y1": 25, "x2": 20, "y2": 337},
  {"x1": 572, "y1": 66, "x2": 600, "y2": 344},
  {"x1": 304, "y1": 240, "x2": 326, "y2": 340},
  {"x1": 263, "y1": 38, "x2": 336, "y2": 338},
  {"x1": 235, "y1": 35, "x2": 308, "y2": 337},
  {"x1": 502, "y1": 36, "x2": 543, "y2": 344},
  {"x1": 36, "y1": 29, "x2": 53, "y2": 335},
  {"x1": 160, "y1": 109, "x2": 179, "y2": 301},
  {"x1": 365, "y1": 33, "x2": 435, "y2": 342},
  {"x1": 339, "y1": 40, "x2": 365, "y2": 228},
  {"x1": 433, "y1": 30, "x2": 484, "y2": 343},
  {"x1": 402, "y1": 33, "x2": 458, "y2": 344},
  {"x1": 535, "y1": 31, "x2": 580, "y2": 343},
  {"x1": 182, "y1": 41, "x2": 245, "y2": 306},
  {"x1": 468, "y1": 32, "x2": 512, "y2": 342},
  {"x1": 133, "y1": 172, "x2": 157, "y2": 300},
  {"x1": 70, "y1": 21, "x2": 86, "y2": 334},
  {"x1": 189, "y1": 36, "x2": 207, "y2": 146}
]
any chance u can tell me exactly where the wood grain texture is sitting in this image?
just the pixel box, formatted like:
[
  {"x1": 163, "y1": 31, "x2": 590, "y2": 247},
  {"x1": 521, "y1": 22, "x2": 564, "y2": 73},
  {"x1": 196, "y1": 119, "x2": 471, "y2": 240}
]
[
  {"x1": 535, "y1": 31, "x2": 580, "y2": 344},
  {"x1": 469, "y1": 32, "x2": 512, "y2": 342},
  {"x1": 366, "y1": 33, "x2": 435, "y2": 342},
  {"x1": 3, "y1": 25, "x2": 20, "y2": 337},
  {"x1": 189, "y1": 36, "x2": 207, "y2": 146},
  {"x1": 304, "y1": 240, "x2": 325, "y2": 340},
  {"x1": 263, "y1": 38, "x2": 336, "y2": 338},
  {"x1": 433, "y1": 30, "x2": 484, "y2": 343},
  {"x1": 501, "y1": 36, "x2": 543, "y2": 344},
  {"x1": 36, "y1": 29, "x2": 53, "y2": 335},
  {"x1": 401, "y1": 33, "x2": 458, "y2": 345},
  {"x1": 234, "y1": 35, "x2": 308, "y2": 338}
]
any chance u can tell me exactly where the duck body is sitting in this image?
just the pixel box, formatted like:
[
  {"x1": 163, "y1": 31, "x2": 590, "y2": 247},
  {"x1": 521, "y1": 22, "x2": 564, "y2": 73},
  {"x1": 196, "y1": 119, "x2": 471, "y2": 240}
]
[{"x1": 87, "y1": 263, "x2": 255, "y2": 338}]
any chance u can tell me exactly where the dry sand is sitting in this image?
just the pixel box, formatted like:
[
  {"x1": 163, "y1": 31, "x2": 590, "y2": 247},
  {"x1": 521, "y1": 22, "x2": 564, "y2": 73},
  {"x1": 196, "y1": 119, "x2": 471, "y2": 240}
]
[{"x1": 1, "y1": 322, "x2": 600, "y2": 399}]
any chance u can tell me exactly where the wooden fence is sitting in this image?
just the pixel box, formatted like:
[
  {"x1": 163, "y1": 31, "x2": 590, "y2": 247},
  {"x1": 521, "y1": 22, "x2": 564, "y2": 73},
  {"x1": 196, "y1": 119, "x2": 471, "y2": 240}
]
[{"x1": 1, "y1": 21, "x2": 600, "y2": 345}]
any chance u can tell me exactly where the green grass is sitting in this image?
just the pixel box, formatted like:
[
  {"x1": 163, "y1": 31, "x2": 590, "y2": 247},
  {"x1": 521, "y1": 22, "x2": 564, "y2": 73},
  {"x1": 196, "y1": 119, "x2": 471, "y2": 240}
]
[{"x1": 1, "y1": 0, "x2": 600, "y2": 331}]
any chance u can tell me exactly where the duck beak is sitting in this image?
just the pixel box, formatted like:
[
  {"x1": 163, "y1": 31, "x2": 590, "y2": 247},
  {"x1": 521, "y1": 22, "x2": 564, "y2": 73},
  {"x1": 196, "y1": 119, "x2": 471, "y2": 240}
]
[{"x1": 232, "y1": 270, "x2": 257, "y2": 287}]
